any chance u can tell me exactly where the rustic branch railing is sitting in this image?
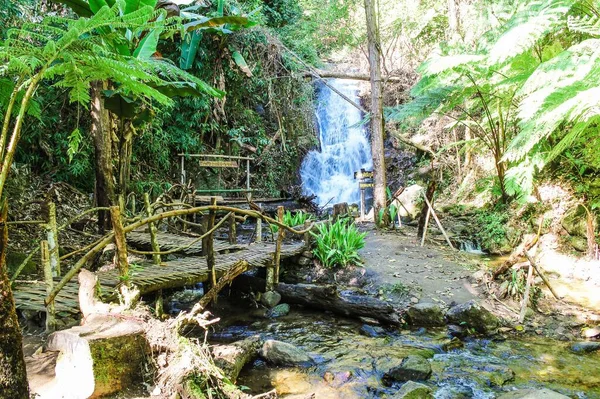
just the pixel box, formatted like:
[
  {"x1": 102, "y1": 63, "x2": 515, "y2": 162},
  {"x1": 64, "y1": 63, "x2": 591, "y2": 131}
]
[{"x1": 42, "y1": 201, "x2": 314, "y2": 315}]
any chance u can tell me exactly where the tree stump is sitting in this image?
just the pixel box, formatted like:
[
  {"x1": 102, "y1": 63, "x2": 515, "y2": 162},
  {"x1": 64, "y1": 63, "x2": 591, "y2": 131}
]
[
  {"x1": 333, "y1": 202, "x2": 349, "y2": 220},
  {"x1": 39, "y1": 315, "x2": 151, "y2": 399}
]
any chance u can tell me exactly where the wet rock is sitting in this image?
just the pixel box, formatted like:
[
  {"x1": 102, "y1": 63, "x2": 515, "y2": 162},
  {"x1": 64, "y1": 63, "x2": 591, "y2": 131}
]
[
  {"x1": 259, "y1": 340, "x2": 313, "y2": 367},
  {"x1": 570, "y1": 341, "x2": 600, "y2": 354},
  {"x1": 441, "y1": 337, "x2": 464, "y2": 351},
  {"x1": 445, "y1": 300, "x2": 499, "y2": 334},
  {"x1": 497, "y1": 388, "x2": 570, "y2": 398},
  {"x1": 447, "y1": 324, "x2": 467, "y2": 339},
  {"x1": 297, "y1": 256, "x2": 312, "y2": 266},
  {"x1": 360, "y1": 324, "x2": 385, "y2": 337},
  {"x1": 170, "y1": 288, "x2": 203, "y2": 305},
  {"x1": 406, "y1": 303, "x2": 445, "y2": 327},
  {"x1": 302, "y1": 251, "x2": 313, "y2": 258},
  {"x1": 266, "y1": 303, "x2": 290, "y2": 318},
  {"x1": 582, "y1": 326, "x2": 600, "y2": 339},
  {"x1": 480, "y1": 364, "x2": 515, "y2": 387},
  {"x1": 391, "y1": 381, "x2": 433, "y2": 398},
  {"x1": 561, "y1": 205, "x2": 588, "y2": 237},
  {"x1": 260, "y1": 291, "x2": 281, "y2": 308},
  {"x1": 384, "y1": 355, "x2": 432, "y2": 383},
  {"x1": 568, "y1": 236, "x2": 587, "y2": 252}
]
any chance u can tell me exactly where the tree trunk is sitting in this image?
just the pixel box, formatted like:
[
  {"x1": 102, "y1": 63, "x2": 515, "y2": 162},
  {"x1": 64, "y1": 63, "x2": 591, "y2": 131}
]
[
  {"x1": 0, "y1": 201, "x2": 29, "y2": 398},
  {"x1": 91, "y1": 82, "x2": 116, "y2": 233},
  {"x1": 117, "y1": 121, "x2": 134, "y2": 206},
  {"x1": 364, "y1": 0, "x2": 388, "y2": 227}
]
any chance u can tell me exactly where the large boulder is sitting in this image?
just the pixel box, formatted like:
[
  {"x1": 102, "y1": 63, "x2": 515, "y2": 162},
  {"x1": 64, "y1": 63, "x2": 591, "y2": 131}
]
[
  {"x1": 406, "y1": 303, "x2": 446, "y2": 327},
  {"x1": 391, "y1": 381, "x2": 433, "y2": 398},
  {"x1": 497, "y1": 388, "x2": 570, "y2": 398},
  {"x1": 384, "y1": 355, "x2": 432, "y2": 383},
  {"x1": 561, "y1": 205, "x2": 588, "y2": 237},
  {"x1": 259, "y1": 340, "x2": 313, "y2": 367},
  {"x1": 445, "y1": 300, "x2": 499, "y2": 334},
  {"x1": 393, "y1": 184, "x2": 425, "y2": 220}
]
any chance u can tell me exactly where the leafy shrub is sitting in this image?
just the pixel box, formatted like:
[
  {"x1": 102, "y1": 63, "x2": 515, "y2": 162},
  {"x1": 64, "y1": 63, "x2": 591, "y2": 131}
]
[
  {"x1": 475, "y1": 209, "x2": 509, "y2": 250},
  {"x1": 270, "y1": 210, "x2": 312, "y2": 233},
  {"x1": 311, "y1": 219, "x2": 366, "y2": 269}
]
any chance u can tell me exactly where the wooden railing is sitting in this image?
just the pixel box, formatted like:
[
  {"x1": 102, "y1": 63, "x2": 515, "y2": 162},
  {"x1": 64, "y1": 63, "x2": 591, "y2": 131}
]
[{"x1": 12, "y1": 197, "x2": 313, "y2": 332}]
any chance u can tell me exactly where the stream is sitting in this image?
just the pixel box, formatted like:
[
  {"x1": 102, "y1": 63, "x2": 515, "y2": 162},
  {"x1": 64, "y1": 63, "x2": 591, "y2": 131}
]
[{"x1": 207, "y1": 297, "x2": 600, "y2": 398}]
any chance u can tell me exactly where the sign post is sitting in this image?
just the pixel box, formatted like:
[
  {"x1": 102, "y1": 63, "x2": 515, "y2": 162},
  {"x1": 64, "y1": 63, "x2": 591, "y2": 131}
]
[{"x1": 354, "y1": 169, "x2": 374, "y2": 221}]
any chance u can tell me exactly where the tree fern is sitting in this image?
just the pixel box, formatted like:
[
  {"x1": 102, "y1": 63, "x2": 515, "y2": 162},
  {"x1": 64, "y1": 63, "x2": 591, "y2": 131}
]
[{"x1": 488, "y1": 0, "x2": 576, "y2": 64}]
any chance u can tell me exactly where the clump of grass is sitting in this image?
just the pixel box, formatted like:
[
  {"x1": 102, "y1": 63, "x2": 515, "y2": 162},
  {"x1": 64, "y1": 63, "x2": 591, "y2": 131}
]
[
  {"x1": 270, "y1": 210, "x2": 312, "y2": 234},
  {"x1": 312, "y1": 218, "x2": 366, "y2": 269}
]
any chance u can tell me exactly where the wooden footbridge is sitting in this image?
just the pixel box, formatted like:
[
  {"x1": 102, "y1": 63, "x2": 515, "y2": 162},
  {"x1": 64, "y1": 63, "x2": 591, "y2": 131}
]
[{"x1": 11, "y1": 200, "x2": 312, "y2": 324}]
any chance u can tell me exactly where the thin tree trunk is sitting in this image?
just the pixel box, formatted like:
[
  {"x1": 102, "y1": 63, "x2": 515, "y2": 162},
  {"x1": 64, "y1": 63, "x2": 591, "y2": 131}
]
[
  {"x1": 91, "y1": 82, "x2": 116, "y2": 233},
  {"x1": 117, "y1": 121, "x2": 134, "y2": 204},
  {"x1": 0, "y1": 201, "x2": 29, "y2": 398},
  {"x1": 418, "y1": 181, "x2": 436, "y2": 238},
  {"x1": 364, "y1": 0, "x2": 388, "y2": 227}
]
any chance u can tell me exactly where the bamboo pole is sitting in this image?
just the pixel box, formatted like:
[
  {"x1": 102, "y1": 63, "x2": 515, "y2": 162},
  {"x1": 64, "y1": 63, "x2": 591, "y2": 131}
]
[
  {"x1": 207, "y1": 197, "x2": 217, "y2": 290},
  {"x1": 274, "y1": 206, "x2": 285, "y2": 284},
  {"x1": 303, "y1": 220, "x2": 312, "y2": 250},
  {"x1": 420, "y1": 205, "x2": 431, "y2": 247},
  {"x1": 256, "y1": 218, "x2": 262, "y2": 242},
  {"x1": 524, "y1": 250, "x2": 562, "y2": 300},
  {"x1": 519, "y1": 262, "x2": 534, "y2": 323},
  {"x1": 228, "y1": 212, "x2": 237, "y2": 244},
  {"x1": 144, "y1": 193, "x2": 161, "y2": 265},
  {"x1": 422, "y1": 195, "x2": 455, "y2": 250},
  {"x1": 42, "y1": 240, "x2": 56, "y2": 333},
  {"x1": 110, "y1": 206, "x2": 129, "y2": 284},
  {"x1": 46, "y1": 202, "x2": 61, "y2": 277}
]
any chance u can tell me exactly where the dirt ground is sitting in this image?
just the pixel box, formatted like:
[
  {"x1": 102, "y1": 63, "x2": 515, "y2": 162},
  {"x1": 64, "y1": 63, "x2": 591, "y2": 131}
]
[
  {"x1": 358, "y1": 224, "x2": 479, "y2": 306},
  {"x1": 355, "y1": 223, "x2": 600, "y2": 340}
]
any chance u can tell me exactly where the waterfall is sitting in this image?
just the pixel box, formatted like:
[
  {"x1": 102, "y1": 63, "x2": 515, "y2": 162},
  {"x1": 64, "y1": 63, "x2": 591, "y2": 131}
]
[{"x1": 300, "y1": 79, "x2": 373, "y2": 207}]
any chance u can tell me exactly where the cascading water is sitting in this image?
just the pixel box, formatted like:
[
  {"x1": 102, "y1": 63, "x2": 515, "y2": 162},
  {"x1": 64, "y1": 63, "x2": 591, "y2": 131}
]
[{"x1": 300, "y1": 79, "x2": 372, "y2": 207}]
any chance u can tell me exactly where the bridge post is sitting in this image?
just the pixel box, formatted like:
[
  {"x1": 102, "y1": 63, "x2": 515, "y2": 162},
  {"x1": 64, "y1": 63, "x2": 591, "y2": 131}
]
[
  {"x1": 228, "y1": 213, "x2": 237, "y2": 244},
  {"x1": 274, "y1": 206, "x2": 285, "y2": 284},
  {"x1": 46, "y1": 202, "x2": 60, "y2": 277},
  {"x1": 255, "y1": 218, "x2": 262, "y2": 243},
  {"x1": 303, "y1": 220, "x2": 312, "y2": 250},
  {"x1": 110, "y1": 206, "x2": 129, "y2": 284},
  {"x1": 42, "y1": 240, "x2": 56, "y2": 333},
  {"x1": 143, "y1": 193, "x2": 161, "y2": 265},
  {"x1": 206, "y1": 197, "x2": 217, "y2": 291}
]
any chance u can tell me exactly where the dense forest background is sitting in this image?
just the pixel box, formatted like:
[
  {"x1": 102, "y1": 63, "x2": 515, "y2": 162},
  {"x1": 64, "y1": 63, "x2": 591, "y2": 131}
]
[{"x1": 2, "y1": 0, "x2": 600, "y2": 244}]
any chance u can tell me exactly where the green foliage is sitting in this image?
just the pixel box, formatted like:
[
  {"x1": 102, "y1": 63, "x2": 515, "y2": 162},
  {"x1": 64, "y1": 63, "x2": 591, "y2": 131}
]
[
  {"x1": 269, "y1": 210, "x2": 312, "y2": 234},
  {"x1": 311, "y1": 219, "x2": 366, "y2": 269},
  {"x1": 499, "y1": 268, "x2": 542, "y2": 307},
  {"x1": 262, "y1": 0, "x2": 302, "y2": 28},
  {"x1": 475, "y1": 208, "x2": 509, "y2": 249}
]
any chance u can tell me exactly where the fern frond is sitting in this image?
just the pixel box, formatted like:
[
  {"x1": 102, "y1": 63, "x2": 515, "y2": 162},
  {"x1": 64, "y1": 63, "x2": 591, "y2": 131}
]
[
  {"x1": 517, "y1": 38, "x2": 600, "y2": 122},
  {"x1": 568, "y1": 14, "x2": 600, "y2": 36},
  {"x1": 545, "y1": 115, "x2": 599, "y2": 163},
  {"x1": 489, "y1": 0, "x2": 576, "y2": 64}
]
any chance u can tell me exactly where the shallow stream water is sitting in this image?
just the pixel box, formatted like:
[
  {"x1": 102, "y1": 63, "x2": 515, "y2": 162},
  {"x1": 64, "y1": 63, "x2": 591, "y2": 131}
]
[{"x1": 207, "y1": 298, "x2": 600, "y2": 399}]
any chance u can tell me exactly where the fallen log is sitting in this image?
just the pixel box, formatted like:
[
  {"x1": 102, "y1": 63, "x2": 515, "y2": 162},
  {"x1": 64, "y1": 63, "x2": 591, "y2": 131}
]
[
  {"x1": 277, "y1": 282, "x2": 402, "y2": 325},
  {"x1": 231, "y1": 276, "x2": 402, "y2": 325}
]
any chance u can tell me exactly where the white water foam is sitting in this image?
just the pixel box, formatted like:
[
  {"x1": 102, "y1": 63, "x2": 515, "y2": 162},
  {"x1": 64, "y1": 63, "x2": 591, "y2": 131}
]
[{"x1": 300, "y1": 79, "x2": 372, "y2": 207}]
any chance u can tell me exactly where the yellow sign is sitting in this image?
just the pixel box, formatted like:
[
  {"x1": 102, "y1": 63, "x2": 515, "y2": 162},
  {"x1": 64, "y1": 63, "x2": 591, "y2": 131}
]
[
  {"x1": 359, "y1": 182, "x2": 374, "y2": 189},
  {"x1": 199, "y1": 160, "x2": 238, "y2": 168}
]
